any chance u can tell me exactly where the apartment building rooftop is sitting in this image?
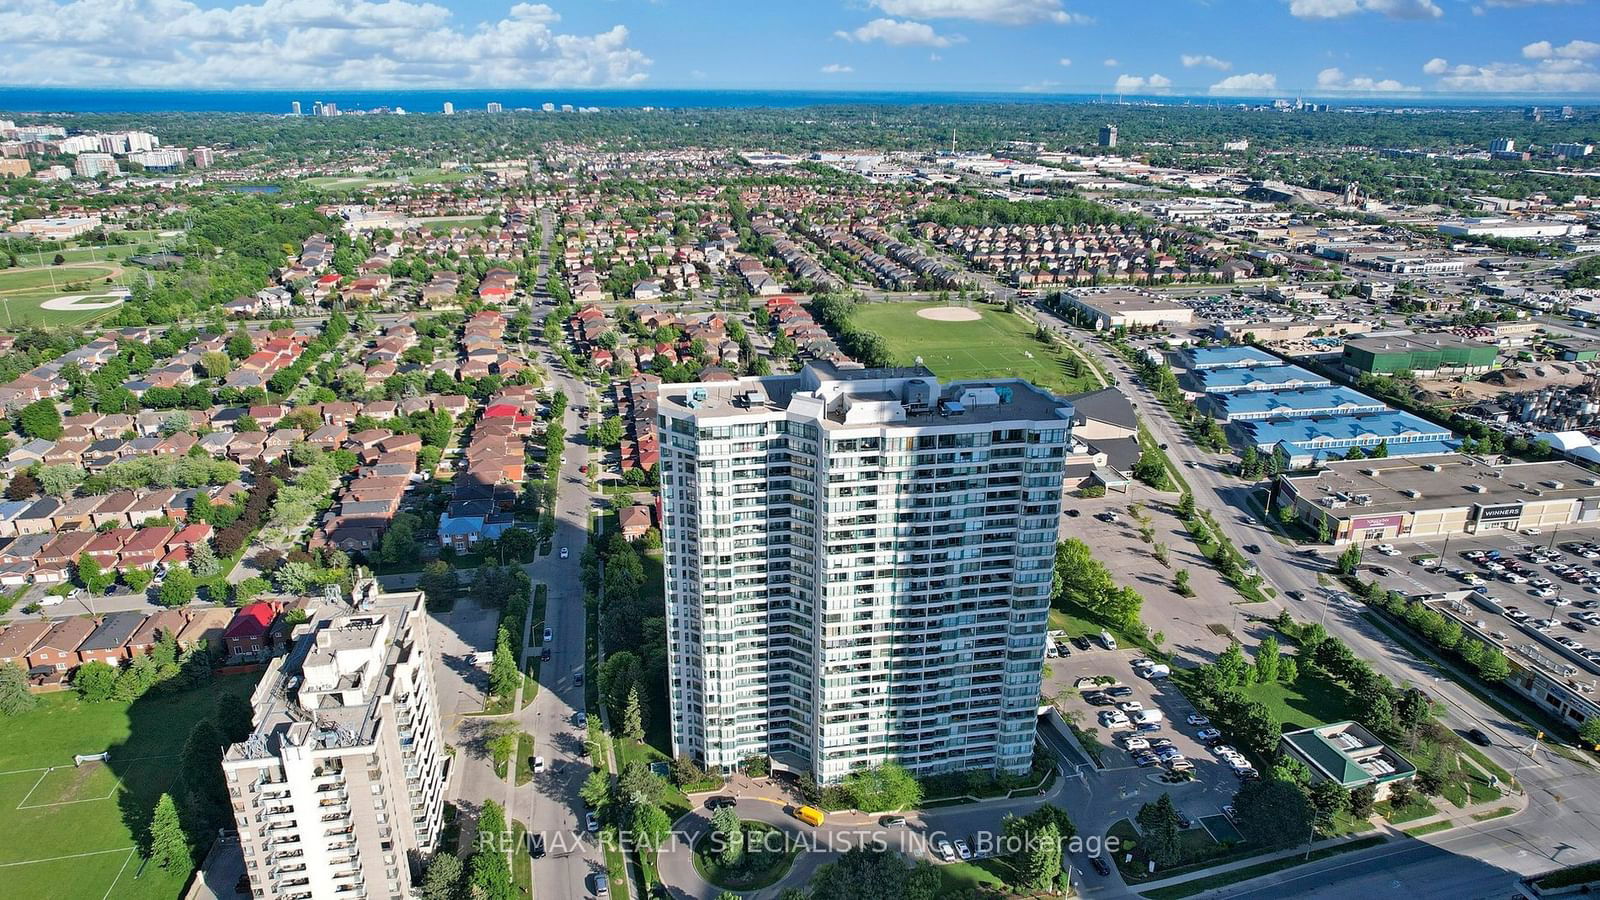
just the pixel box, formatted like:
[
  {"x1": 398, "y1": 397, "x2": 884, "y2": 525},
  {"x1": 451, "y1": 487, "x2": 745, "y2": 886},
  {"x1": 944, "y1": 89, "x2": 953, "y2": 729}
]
[{"x1": 657, "y1": 361, "x2": 1073, "y2": 427}]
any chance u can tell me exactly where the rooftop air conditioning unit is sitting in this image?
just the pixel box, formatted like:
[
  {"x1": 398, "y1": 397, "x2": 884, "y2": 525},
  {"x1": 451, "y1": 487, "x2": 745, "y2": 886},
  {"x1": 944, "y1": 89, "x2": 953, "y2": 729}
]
[
  {"x1": 1423, "y1": 463, "x2": 1442, "y2": 472},
  {"x1": 1402, "y1": 489, "x2": 1422, "y2": 498},
  {"x1": 1547, "y1": 481, "x2": 1565, "y2": 490},
  {"x1": 1467, "y1": 483, "x2": 1487, "y2": 493}
]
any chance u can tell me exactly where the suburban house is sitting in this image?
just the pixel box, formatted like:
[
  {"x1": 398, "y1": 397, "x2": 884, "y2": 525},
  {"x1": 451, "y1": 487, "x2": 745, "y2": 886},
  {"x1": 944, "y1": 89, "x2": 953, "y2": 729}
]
[
  {"x1": 223, "y1": 602, "x2": 276, "y2": 661},
  {"x1": 76, "y1": 612, "x2": 147, "y2": 667},
  {"x1": 28, "y1": 617, "x2": 96, "y2": 673}
]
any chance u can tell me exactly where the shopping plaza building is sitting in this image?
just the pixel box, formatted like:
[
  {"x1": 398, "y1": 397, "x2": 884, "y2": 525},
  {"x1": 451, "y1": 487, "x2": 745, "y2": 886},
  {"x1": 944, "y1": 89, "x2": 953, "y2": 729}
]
[
  {"x1": 656, "y1": 363, "x2": 1072, "y2": 783},
  {"x1": 1278, "y1": 457, "x2": 1600, "y2": 545}
]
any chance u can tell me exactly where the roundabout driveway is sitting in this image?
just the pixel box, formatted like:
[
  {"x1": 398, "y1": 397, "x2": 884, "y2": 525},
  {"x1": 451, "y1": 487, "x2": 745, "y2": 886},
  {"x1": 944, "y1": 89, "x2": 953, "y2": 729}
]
[{"x1": 655, "y1": 771, "x2": 1083, "y2": 899}]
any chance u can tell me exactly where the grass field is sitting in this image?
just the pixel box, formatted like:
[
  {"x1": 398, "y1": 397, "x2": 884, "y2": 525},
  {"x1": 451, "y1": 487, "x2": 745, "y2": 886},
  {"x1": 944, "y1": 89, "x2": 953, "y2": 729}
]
[
  {"x1": 0, "y1": 264, "x2": 116, "y2": 293},
  {"x1": 306, "y1": 168, "x2": 474, "y2": 191},
  {"x1": 0, "y1": 675, "x2": 258, "y2": 900},
  {"x1": 849, "y1": 301, "x2": 1099, "y2": 398},
  {"x1": 0, "y1": 263, "x2": 127, "y2": 326}
]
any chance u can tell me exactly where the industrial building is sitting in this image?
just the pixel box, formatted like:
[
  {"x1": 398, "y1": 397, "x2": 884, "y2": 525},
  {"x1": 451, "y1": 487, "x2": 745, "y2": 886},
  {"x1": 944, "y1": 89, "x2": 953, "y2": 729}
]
[
  {"x1": 1203, "y1": 385, "x2": 1389, "y2": 423},
  {"x1": 1061, "y1": 289, "x2": 1194, "y2": 331},
  {"x1": 1190, "y1": 364, "x2": 1330, "y2": 394},
  {"x1": 1278, "y1": 457, "x2": 1600, "y2": 545},
  {"x1": 1181, "y1": 345, "x2": 1281, "y2": 370},
  {"x1": 657, "y1": 363, "x2": 1071, "y2": 784},
  {"x1": 1549, "y1": 339, "x2": 1600, "y2": 363},
  {"x1": 1341, "y1": 332, "x2": 1499, "y2": 377},
  {"x1": 1234, "y1": 410, "x2": 1457, "y2": 466},
  {"x1": 1438, "y1": 218, "x2": 1588, "y2": 240}
]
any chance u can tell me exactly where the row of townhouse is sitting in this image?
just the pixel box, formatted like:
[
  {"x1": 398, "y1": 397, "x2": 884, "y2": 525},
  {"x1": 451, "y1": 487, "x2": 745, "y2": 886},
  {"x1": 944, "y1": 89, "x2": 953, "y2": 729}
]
[
  {"x1": 614, "y1": 373, "x2": 661, "y2": 474},
  {"x1": 0, "y1": 599, "x2": 298, "y2": 683},
  {"x1": 926, "y1": 222, "x2": 1239, "y2": 287},
  {"x1": 767, "y1": 295, "x2": 849, "y2": 364},
  {"x1": 751, "y1": 217, "x2": 845, "y2": 291},
  {"x1": 311, "y1": 440, "x2": 425, "y2": 553},
  {"x1": 732, "y1": 256, "x2": 784, "y2": 296},
  {"x1": 853, "y1": 224, "x2": 968, "y2": 288},
  {"x1": 458, "y1": 310, "x2": 531, "y2": 380},
  {"x1": 810, "y1": 224, "x2": 915, "y2": 290},
  {"x1": 0, "y1": 501, "x2": 217, "y2": 585},
  {"x1": 436, "y1": 388, "x2": 535, "y2": 552}
]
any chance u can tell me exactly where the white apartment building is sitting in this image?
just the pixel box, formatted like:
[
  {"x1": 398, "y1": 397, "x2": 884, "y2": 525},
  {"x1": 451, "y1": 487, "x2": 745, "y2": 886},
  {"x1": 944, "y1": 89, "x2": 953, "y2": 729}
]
[
  {"x1": 73, "y1": 153, "x2": 120, "y2": 178},
  {"x1": 658, "y1": 363, "x2": 1072, "y2": 784},
  {"x1": 223, "y1": 580, "x2": 448, "y2": 900}
]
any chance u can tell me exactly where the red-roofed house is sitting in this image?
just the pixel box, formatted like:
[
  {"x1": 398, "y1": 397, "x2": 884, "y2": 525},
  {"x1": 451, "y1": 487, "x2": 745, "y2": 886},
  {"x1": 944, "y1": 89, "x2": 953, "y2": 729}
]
[{"x1": 224, "y1": 602, "x2": 276, "y2": 661}]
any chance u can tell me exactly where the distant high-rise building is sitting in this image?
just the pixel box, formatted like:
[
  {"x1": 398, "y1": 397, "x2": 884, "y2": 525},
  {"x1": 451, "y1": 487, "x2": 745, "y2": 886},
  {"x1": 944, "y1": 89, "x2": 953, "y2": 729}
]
[
  {"x1": 542, "y1": 102, "x2": 555, "y2": 112},
  {"x1": 291, "y1": 100, "x2": 302, "y2": 116},
  {"x1": 486, "y1": 101, "x2": 503, "y2": 113},
  {"x1": 73, "y1": 153, "x2": 120, "y2": 178},
  {"x1": 189, "y1": 146, "x2": 214, "y2": 168},
  {"x1": 223, "y1": 580, "x2": 448, "y2": 900},
  {"x1": 1525, "y1": 106, "x2": 1544, "y2": 122},
  {"x1": 658, "y1": 364, "x2": 1072, "y2": 784},
  {"x1": 321, "y1": 102, "x2": 339, "y2": 117},
  {"x1": 1099, "y1": 123, "x2": 1118, "y2": 148},
  {"x1": 1554, "y1": 142, "x2": 1594, "y2": 159},
  {"x1": 311, "y1": 101, "x2": 323, "y2": 117},
  {"x1": 443, "y1": 101, "x2": 454, "y2": 116},
  {"x1": 1490, "y1": 138, "x2": 1515, "y2": 153},
  {"x1": 1561, "y1": 105, "x2": 1576, "y2": 120}
]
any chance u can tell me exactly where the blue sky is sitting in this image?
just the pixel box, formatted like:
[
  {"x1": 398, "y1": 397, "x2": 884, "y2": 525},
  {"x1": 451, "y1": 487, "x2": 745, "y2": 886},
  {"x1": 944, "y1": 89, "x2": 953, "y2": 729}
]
[{"x1": 1, "y1": 0, "x2": 1595, "y2": 95}]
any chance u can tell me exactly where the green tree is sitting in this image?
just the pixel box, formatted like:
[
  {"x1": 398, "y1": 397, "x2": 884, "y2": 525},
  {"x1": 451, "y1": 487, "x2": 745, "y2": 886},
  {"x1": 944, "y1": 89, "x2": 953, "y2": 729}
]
[
  {"x1": 0, "y1": 661, "x2": 37, "y2": 716},
  {"x1": 73, "y1": 660, "x2": 119, "y2": 701},
  {"x1": 1232, "y1": 778, "x2": 1314, "y2": 848},
  {"x1": 1174, "y1": 569, "x2": 1192, "y2": 595},
  {"x1": 1255, "y1": 635, "x2": 1281, "y2": 684},
  {"x1": 622, "y1": 683, "x2": 645, "y2": 742},
  {"x1": 419, "y1": 853, "x2": 464, "y2": 900},
  {"x1": 215, "y1": 691, "x2": 254, "y2": 743},
  {"x1": 1177, "y1": 492, "x2": 1196, "y2": 519},
  {"x1": 581, "y1": 769, "x2": 611, "y2": 810},
  {"x1": 1307, "y1": 780, "x2": 1350, "y2": 829},
  {"x1": 18, "y1": 398, "x2": 62, "y2": 440},
  {"x1": 1476, "y1": 647, "x2": 1511, "y2": 682},
  {"x1": 1337, "y1": 544, "x2": 1363, "y2": 575},
  {"x1": 147, "y1": 792, "x2": 191, "y2": 870},
  {"x1": 490, "y1": 625, "x2": 519, "y2": 699},
  {"x1": 632, "y1": 802, "x2": 672, "y2": 850},
  {"x1": 76, "y1": 552, "x2": 114, "y2": 595},
  {"x1": 1136, "y1": 793, "x2": 1184, "y2": 869},
  {"x1": 1349, "y1": 784, "x2": 1378, "y2": 819},
  {"x1": 711, "y1": 805, "x2": 744, "y2": 867},
  {"x1": 841, "y1": 762, "x2": 922, "y2": 813},
  {"x1": 418, "y1": 560, "x2": 457, "y2": 611},
  {"x1": 468, "y1": 800, "x2": 512, "y2": 900},
  {"x1": 1580, "y1": 717, "x2": 1600, "y2": 748},
  {"x1": 158, "y1": 569, "x2": 198, "y2": 607}
]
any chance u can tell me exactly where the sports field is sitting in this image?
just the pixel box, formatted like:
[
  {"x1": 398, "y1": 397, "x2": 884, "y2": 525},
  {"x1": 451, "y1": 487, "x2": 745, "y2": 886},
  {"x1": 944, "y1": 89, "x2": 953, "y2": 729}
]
[
  {"x1": 0, "y1": 675, "x2": 257, "y2": 900},
  {"x1": 849, "y1": 301, "x2": 1101, "y2": 398},
  {"x1": 0, "y1": 264, "x2": 125, "y2": 326}
]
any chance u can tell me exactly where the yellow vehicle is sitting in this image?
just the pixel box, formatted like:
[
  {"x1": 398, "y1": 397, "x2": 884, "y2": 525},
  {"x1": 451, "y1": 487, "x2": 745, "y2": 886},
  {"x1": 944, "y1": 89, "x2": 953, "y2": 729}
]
[{"x1": 795, "y1": 805, "x2": 825, "y2": 827}]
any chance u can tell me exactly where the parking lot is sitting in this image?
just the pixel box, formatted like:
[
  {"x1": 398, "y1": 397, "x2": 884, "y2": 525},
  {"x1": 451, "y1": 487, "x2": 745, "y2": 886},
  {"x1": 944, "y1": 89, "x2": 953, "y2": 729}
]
[
  {"x1": 1044, "y1": 647, "x2": 1256, "y2": 824},
  {"x1": 1352, "y1": 526, "x2": 1600, "y2": 667}
]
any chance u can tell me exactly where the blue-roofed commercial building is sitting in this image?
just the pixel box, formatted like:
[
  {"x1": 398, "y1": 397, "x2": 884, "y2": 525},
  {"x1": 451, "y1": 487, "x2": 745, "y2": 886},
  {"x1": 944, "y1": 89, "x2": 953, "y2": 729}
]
[
  {"x1": 1204, "y1": 386, "x2": 1391, "y2": 423},
  {"x1": 1181, "y1": 345, "x2": 1281, "y2": 371},
  {"x1": 1236, "y1": 411, "x2": 1457, "y2": 467},
  {"x1": 1191, "y1": 364, "x2": 1331, "y2": 395}
]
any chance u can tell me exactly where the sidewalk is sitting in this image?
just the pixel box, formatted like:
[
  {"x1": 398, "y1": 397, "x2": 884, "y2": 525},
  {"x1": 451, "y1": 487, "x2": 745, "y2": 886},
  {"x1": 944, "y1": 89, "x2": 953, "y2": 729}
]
[{"x1": 1131, "y1": 789, "x2": 1529, "y2": 896}]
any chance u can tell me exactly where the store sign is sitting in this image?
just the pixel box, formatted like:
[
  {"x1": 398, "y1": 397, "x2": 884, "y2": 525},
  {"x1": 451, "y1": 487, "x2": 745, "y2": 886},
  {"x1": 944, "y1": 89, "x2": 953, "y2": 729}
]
[
  {"x1": 1475, "y1": 503, "x2": 1524, "y2": 522},
  {"x1": 1351, "y1": 514, "x2": 1404, "y2": 531}
]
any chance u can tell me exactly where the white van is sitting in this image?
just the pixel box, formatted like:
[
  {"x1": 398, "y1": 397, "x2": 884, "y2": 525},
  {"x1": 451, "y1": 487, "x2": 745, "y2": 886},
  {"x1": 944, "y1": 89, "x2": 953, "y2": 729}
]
[
  {"x1": 1137, "y1": 663, "x2": 1171, "y2": 679},
  {"x1": 1133, "y1": 709, "x2": 1165, "y2": 725},
  {"x1": 1099, "y1": 630, "x2": 1118, "y2": 651}
]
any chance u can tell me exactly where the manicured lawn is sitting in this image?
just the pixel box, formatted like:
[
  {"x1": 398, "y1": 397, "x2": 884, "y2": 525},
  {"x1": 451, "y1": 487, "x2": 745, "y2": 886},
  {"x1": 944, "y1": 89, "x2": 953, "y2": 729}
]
[
  {"x1": 511, "y1": 820, "x2": 533, "y2": 898},
  {"x1": 849, "y1": 301, "x2": 1100, "y2": 398},
  {"x1": 691, "y1": 821, "x2": 799, "y2": 891},
  {"x1": 515, "y1": 732, "x2": 538, "y2": 786},
  {"x1": 0, "y1": 288, "x2": 124, "y2": 327},
  {"x1": 0, "y1": 264, "x2": 116, "y2": 293},
  {"x1": 1376, "y1": 794, "x2": 1438, "y2": 824},
  {"x1": 1404, "y1": 821, "x2": 1452, "y2": 837},
  {"x1": 936, "y1": 859, "x2": 1009, "y2": 893},
  {"x1": 0, "y1": 675, "x2": 259, "y2": 900}
]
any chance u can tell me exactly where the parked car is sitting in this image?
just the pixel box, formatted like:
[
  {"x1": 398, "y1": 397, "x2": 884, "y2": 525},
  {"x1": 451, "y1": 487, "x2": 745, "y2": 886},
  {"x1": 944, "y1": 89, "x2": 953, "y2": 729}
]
[
  {"x1": 586, "y1": 811, "x2": 600, "y2": 833},
  {"x1": 594, "y1": 874, "x2": 609, "y2": 897},
  {"x1": 560, "y1": 547, "x2": 570, "y2": 559},
  {"x1": 1090, "y1": 855, "x2": 1112, "y2": 877},
  {"x1": 1186, "y1": 714, "x2": 1210, "y2": 726},
  {"x1": 706, "y1": 796, "x2": 737, "y2": 810},
  {"x1": 1466, "y1": 728, "x2": 1493, "y2": 747},
  {"x1": 1121, "y1": 737, "x2": 1150, "y2": 751},
  {"x1": 935, "y1": 841, "x2": 957, "y2": 862},
  {"x1": 1375, "y1": 544, "x2": 1400, "y2": 556},
  {"x1": 880, "y1": 815, "x2": 906, "y2": 827},
  {"x1": 1196, "y1": 727, "x2": 1223, "y2": 743},
  {"x1": 955, "y1": 840, "x2": 973, "y2": 861}
]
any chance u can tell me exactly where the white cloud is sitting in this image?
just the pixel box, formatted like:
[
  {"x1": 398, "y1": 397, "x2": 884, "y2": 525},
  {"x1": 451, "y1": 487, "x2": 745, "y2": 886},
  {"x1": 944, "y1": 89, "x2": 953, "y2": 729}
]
[
  {"x1": 1288, "y1": 0, "x2": 1442, "y2": 18},
  {"x1": 1317, "y1": 66, "x2": 1417, "y2": 90},
  {"x1": 1208, "y1": 72, "x2": 1280, "y2": 94},
  {"x1": 1430, "y1": 55, "x2": 1600, "y2": 92},
  {"x1": 869, "y1": 0, "x2": 1091, "y2": 24},
  {"x1": 930, "y1": 52, "x2": 943, "y2": 61},
  {"x1": 1103, "y1": 57, "x2": 1119, "y2": 66},
  {"x1": 1522, "y1": 39, "x2": 1600, "y2": 59},
  {"x1": 835, "y1": 18, "x2": 962, "y2": 47},
  {"x1": 1113, "y1": 73, "x2": 1171, "y2": 92},
  {"x1": 1485, "y1": 0, "x2": 1584, "y2": 5},
  {"x1": 1020, "y1": 79, "x2": 1062, "y2": 92},
  {"x1": 820, "y1": 63, "x2": 854, "y2": 73},
  {"x1": 1181, "y1": 53, "x2": 1232, "y2": 70},
  {"x1": 0, "y1": 0, "x2": 650, "y2": 87},
  {"x1": 1059, "y1": 57, "x2": 1072, "y2": 66}
]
